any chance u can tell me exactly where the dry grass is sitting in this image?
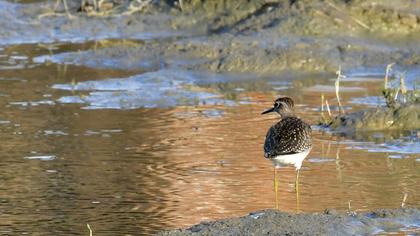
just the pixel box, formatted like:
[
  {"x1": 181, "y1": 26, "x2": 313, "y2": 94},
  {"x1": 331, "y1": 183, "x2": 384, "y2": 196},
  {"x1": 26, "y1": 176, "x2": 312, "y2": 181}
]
[
  {"x1": 382, "y1": 64, "x2": 419, "y2": 108},
  {"x1": 320, "y1": 94, "x2": 332, "y2": 124},
  {"x1": 122, "y1": 0, "x2": 153, "y2": 16},
  {"x1": 384, "y1": 62, "x2": 395, "y2": 90},
  {"x1": 38, "y1": 0, "x2": 155, "y2": 19},
  {"x1": 319, "y1": 66, "x2": 345, "y2": 125},
  {"x1": 38, "y1": 0, "x2": 74, "y2": 19},
  {"x1": 325, "y1": 99, "x2": 332, "y2": 119},
  {"x1": 87, "y1": 223, "x2": 93, "y2": 236},
  {"x1": 325, "y1": 0, "x2": 371, "y2": 30},
  {"x1": 347, "y1": 200, "x2": 357, "y2": 216},
  {"x1": 401, "y1": 193, "x2": 408, "y2": 208},
  {"x1": 335, "y1": 66, "x2": 345, "y2": 115}
]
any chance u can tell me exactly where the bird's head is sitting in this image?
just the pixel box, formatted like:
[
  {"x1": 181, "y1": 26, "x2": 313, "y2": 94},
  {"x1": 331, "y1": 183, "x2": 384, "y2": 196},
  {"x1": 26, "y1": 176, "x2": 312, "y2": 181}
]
[{"x1": 261, "y1": 97, "x2": 294, "y2": 118}]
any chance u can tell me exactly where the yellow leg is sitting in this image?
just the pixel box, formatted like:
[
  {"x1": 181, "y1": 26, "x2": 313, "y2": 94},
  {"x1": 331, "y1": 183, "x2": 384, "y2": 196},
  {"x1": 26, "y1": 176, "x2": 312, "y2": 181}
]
[
  {"x1": 274, "y1": 167, "x2": 279, "y2": 209},
  {"x1": 295, "y1": 169, "x2": 300, "y2": 213}
]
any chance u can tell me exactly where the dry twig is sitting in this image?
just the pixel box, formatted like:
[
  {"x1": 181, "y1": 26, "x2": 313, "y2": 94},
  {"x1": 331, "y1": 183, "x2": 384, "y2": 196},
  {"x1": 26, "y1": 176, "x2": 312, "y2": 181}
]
[
  {"x1": 401, "y1": 193, "x2": 408, "y2": 208},
  {"x1": 123, "y1": 0, "x2": 152, "y2": 15},
  {"x1": 335, "y1": 66, "x2": 346, "y2": 115},
  {"x1": 87, "y1": 223, "x2": 93, "y2": 236},
  {"x1": 325, "y1": 99, "x2": 332, "y2": 118},
  {"x1": 384, "y1": 63, "x2": 395, "y2": 90}
]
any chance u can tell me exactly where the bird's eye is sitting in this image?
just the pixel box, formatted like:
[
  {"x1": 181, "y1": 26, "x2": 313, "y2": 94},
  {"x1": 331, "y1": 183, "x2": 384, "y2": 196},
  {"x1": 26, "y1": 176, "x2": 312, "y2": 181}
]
[{"x1": 273, "y1": 103, "x2": 278, "y2": 107}]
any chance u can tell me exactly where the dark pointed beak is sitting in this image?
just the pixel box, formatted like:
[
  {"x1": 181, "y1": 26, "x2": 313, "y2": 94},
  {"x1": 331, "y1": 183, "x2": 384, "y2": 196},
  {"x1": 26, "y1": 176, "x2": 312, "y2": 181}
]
[{"x1": 261, "y1": 107, "x2": 275, "y2": 115}]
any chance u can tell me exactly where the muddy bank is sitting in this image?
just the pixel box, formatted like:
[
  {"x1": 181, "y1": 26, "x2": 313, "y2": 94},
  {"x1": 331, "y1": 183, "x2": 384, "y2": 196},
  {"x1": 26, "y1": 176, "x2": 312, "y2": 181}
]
[
  {"x1": 321, "y1": 67, "x2": 420, "y2": 133},
  {"x1": 176, "y1": 0, "x2": 420, "y2": 36},
  {"x1": 16, "y1": 0, "x2": 420, "y2": 38},
  {"x1": 33, "y1": 32, "x2": 420, "y2": 74},
  {"x1": 158, "y1": 208, "x2": 420, "y2": 235},
  {"x1": 3, "y1": 0, "x2": 420, "y2": 74},
  {"x1": 326, "y1": 103, "x2": 420, "y2": 132},
  {"x1": 0, "y1": 0, "x2": 203, "y2": 45}
]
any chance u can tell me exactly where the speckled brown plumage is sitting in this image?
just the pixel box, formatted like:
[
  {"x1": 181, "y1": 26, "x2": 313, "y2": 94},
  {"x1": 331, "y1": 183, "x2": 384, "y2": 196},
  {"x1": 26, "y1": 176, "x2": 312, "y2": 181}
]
[
  {"x1": 264, "y1": 116, "x2": 312, "y2": 158},
  {"x1": 262, "y1": 97, "x2": 312, "y2": 159}
]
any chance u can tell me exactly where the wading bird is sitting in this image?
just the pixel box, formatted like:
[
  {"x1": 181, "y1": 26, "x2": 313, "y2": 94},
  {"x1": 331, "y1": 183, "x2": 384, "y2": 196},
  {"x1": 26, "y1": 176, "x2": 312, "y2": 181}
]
[{"x1": 262, "y1": 97, "x2": 312, "y2": 209}]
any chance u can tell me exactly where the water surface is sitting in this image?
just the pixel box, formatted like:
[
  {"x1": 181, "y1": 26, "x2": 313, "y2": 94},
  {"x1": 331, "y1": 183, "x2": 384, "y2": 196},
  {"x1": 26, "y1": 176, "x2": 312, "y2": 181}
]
[{"x1": 0, "y1": 43, "x2": 418, "y2": 235}]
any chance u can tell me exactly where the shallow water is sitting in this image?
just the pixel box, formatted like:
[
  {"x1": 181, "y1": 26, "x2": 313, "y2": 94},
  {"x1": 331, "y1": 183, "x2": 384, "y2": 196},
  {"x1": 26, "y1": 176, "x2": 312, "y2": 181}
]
[{"x1": 0, "y1": 42, "x2": 419, "y2": 235}]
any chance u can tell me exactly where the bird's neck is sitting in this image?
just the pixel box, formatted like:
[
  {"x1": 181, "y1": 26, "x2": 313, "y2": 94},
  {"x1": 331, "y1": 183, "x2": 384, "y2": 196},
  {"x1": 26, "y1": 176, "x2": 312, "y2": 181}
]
[{"x1": 279, "y1": 111, "x2": 294, "y2": 119}]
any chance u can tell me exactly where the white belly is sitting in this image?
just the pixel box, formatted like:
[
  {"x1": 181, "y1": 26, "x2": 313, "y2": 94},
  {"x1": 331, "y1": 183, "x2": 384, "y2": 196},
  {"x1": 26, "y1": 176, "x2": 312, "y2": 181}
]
[{"x1": 270, "y1": 149, "x2": 310, "y2": 170}]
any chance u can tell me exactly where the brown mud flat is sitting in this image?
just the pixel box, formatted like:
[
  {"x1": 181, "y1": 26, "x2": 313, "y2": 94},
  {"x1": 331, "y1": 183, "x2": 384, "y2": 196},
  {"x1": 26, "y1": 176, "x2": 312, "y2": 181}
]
[
  {"x1": 4, "y1": 0, "x2": 420, "y2": 74},
  {"x1": 158, "y1": 208, "x2": 420, "y2": 235},
  {"x1": 326, "y1": 103, "x2": 420, "y2": 132}
]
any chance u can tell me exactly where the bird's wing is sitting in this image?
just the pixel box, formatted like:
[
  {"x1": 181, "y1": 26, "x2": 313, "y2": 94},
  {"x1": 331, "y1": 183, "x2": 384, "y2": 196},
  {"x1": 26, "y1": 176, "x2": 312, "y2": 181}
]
[{"x1": 264, "y1": 117, "x2": 311, "y2": 158}]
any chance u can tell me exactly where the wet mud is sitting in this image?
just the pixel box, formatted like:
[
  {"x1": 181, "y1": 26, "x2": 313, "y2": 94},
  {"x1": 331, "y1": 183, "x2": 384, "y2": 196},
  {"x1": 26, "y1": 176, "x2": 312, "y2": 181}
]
[
  {"x1": 3, "y1": 0, "x2": 420, "y2": 74},
  {"x1": 158, "y1": 208, "x2": 420, "y2": 235},
  {"x1": 326, "y1": 103, "x2": 420, "y2": 132}
]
